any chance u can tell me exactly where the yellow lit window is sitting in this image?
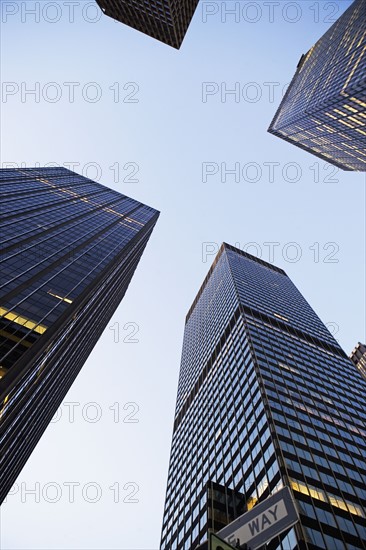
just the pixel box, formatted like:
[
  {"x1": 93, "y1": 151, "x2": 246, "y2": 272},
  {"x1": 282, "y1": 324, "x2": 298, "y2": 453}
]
[
  {"x1": 347, "y1": 116, "x2": 364, "y2": 126},
  {"x1": 308, "y1": 487, "x2": 326, "y2": 502},
  {"x1": 350, "y1": 97, "x2": 366, "y2": 108},
  {"x1": 343, "y1": 104, "x2": 358, "y2": 114},
  {"x1": 0, "y1": 367, "x2": 7, "y2": 379},
  {"x1": 278, "y1": 362, "x2": 298, "y2": 374},
  {"x1": 291, "y1": 480, "x2": 309, "y2": 496},
  {"x1": 246, "y1": 496, "x2": 257, "y2": 511},
  {"x1": 0, "y1": 307, "x2": 47, "y2": 335},
  {"x1": 339, "y1": 119, "x2": 355, "y2": 129},
  {"x1": 346, "y1": 503, "x2": 365, "y2": 518},
  {"x1": 329, "y1": 495, "x2": 348, "y2": 512},
  {"x1": 333, "y1": 108, "x2": 347, "y2": 116},
  {"x1": 47, "y1": 291, "x2": 73, "y2": 304},
  {"x1": 274, "y1": 313, "x2": 289, "y2": 322},
  {"x1": 0, "y1": 394, "x2": 10, "y2": 419}
]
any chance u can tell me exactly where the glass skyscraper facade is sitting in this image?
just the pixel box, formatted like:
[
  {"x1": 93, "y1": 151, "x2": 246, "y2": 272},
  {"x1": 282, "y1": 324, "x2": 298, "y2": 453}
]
[
  {"x1": 268, "y1": 0, "x2": 366, "y2": 171},
  {"x1": 160, "y1": 243, "x2": 366, "y2": 549},
  {"x1": 350, "y1": 342, "x2": 366, "y2": 381},
  {"x1": 95, "y1": 0, "x2": 199, "y2": 49},
  {"x1": 0, "y1": 167, "x2": 159, "y2": 504}
]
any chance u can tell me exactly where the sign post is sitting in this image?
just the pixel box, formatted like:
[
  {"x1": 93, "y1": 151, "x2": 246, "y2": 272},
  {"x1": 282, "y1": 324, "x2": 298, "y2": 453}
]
[{"x1": 217, "y1": 486, "x2": 299, "y2": 550}]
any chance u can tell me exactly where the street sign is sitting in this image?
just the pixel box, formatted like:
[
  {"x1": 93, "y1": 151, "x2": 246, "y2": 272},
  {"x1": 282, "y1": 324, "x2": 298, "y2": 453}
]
[
  {"x1": 217, "y1": 486, "x2": 299, "y2": 550},
  {"x1": 210, "y1": 533, "x2": 236, "y2": 550}
]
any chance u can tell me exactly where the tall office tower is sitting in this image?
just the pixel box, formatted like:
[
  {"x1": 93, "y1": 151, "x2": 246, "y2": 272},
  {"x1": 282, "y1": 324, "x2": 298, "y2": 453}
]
[
  {"x1": 268, "y1": 0, "x2": 366, "y2": 171},
  {"x1": 350, "y1": 342, "x2": 366, "y2": 381},
  {"x1": 160, "y1": 243, "x2": 366, "y2": 550},
  {"x1": 0, "y1": 167, "x2": 159, "y2": 504},
  {"x1": 95, "y1": 0, "x2": 199, "y2": 49}
]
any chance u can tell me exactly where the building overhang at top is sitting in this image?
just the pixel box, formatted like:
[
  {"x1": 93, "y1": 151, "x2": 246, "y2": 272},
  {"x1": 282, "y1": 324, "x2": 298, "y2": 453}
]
[{"x1": 95, "y1": 0, "x2": 200, "y2": 49}]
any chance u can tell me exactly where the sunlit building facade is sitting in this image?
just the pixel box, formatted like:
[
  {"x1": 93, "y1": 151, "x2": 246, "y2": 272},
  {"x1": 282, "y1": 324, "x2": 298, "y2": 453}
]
[
  {"x1": 0, "y1": 167, "x2": 159, "y2": 503},
  {"x1": 268, "y1": 0, "x2": 366, "y2": 171},
  {"x1": 350, "y1": 342, "x2": 366, "y2": 381},
  {"x1": 95, "y1": 0, "x2": 199, "y2": 49},
  {"x1": 160, "y1": 243, "x2": 366, "y2": 549}
]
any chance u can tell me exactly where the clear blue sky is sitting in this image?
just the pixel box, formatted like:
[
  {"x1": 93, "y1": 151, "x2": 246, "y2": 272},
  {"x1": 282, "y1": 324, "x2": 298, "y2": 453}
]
[{"x1": 1, "y1": 1, "x2": 364, "y2": 548}]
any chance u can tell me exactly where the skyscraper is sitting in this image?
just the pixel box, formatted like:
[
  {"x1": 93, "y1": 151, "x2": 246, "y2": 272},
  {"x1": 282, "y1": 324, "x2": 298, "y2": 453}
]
[
  {"x1": 268, "y1": 0, "x2": 366, "y2": 171},
  {"x1": 95, "y1": 0, "x2": 199, "y2": 49},
  {"x1": 350, "y1": 342, "x2": 366, "y2": 381},
  {"x1": 160, "y1": 243, "x2": 366, "y2": 549},
  {"x1": 0, "y1": 167, "x2": 159, "y2": 504}
]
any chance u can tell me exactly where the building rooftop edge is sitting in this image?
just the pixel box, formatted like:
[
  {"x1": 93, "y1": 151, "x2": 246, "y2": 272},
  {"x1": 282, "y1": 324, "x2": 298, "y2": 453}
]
[
  {"x1": 1, "y1": 166, "x2": 161, "y2": 215},
  {"x1": 185, "y1": 242, "x2": 287, "y2": 324}
]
